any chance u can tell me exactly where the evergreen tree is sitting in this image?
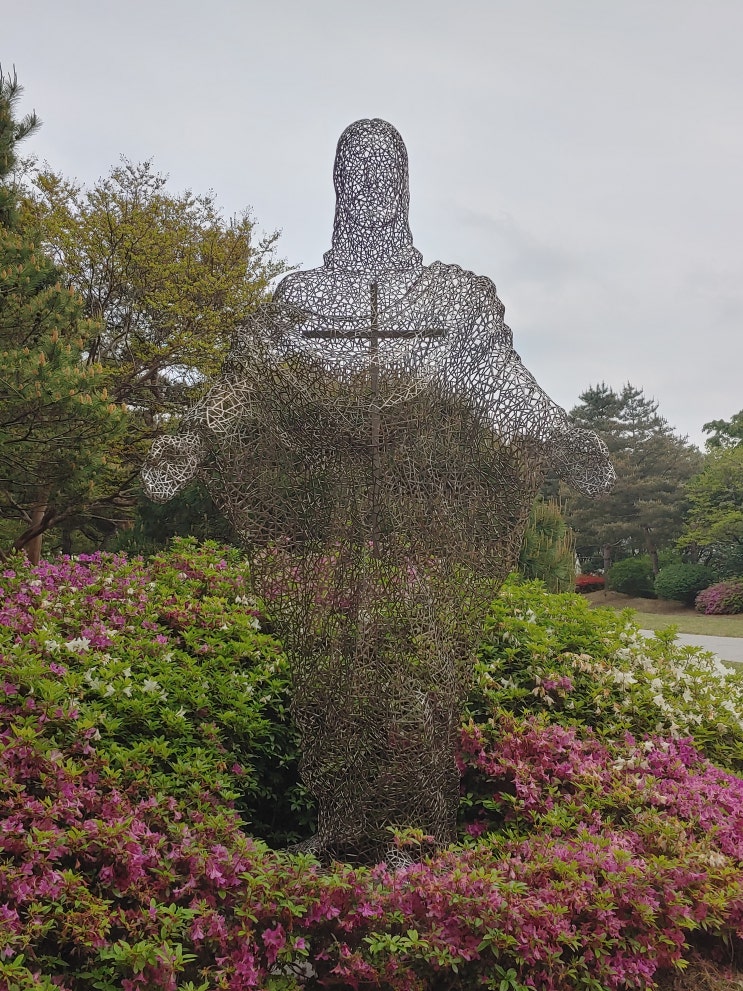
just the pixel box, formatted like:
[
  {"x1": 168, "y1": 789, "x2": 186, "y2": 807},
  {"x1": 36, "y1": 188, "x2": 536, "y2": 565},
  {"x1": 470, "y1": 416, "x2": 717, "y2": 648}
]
[
  {"x1": 0, "y1": 69, "x2": 126, "y2": 562},
  {"x1": 563, "y1": 383, "x2": 702, "y2": 573},
  {"x1": 518, "y1": 499, "x2": 576, "y2": 592}
]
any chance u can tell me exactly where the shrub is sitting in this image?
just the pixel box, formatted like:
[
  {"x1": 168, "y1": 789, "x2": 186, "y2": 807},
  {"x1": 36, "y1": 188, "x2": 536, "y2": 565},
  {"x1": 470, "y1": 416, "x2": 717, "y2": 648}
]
[
  {"x1": 5, "y1": 546, "x2": 743, "y2": 989},
  {"x1": 472, "y1": 578, "x2": 743, "y2": 772},
  {"x1": 607, "y1": 556, "x2": 656, "y2": 597},
  {"x1": 2, "y1": 692, "x2": 743, "y2": 991},
  {"x1": 696, "y1": 578, "x2": 743, "y2": 615},
  {"x1": 518, "y1": 499, "x2": 576, "y2": 592},
  {"x1": 654, "y1": 562, "x2": 715, "y2": 605},
  {"x1": 0, "y1": 538, "x2": 307, "y2": 845},
  {"x1": 575, "y1": 572, "x2": 604, "y2": 593}
]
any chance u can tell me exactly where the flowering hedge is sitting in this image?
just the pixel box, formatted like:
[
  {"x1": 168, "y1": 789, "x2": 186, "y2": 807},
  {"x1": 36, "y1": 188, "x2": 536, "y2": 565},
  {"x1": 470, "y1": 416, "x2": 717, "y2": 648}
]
[
  {"x1": 2, "y1": 543, "x2": 743, "y2": 989},
  {"x1": 3, "y1": 690, "x2": 743, "y2": 991},
  {"x1": 695, "y1": 579, "x2": 743, "y2": 615},
  {"x1": 575, "y1": 573, "x2": 605, "y2": 593},
  {"x1": 0, "y1": 541, "x2": 307, "y2": 844}
]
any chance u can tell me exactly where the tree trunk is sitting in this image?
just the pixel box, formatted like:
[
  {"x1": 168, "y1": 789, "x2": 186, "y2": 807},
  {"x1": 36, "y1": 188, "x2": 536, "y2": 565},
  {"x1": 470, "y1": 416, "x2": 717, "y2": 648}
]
[
  {"x1": 24, "y1": 502, "x2": 47, "y2": 566},
  {"x1": 602, "y1": 543, "x2": 613, "y2": 574},
  {"x1": 643, "y1": 526, "x2": 660, "y2": 575},
  {"x1": 13, "y1": 490, "x2": 56, "y2": 565}
]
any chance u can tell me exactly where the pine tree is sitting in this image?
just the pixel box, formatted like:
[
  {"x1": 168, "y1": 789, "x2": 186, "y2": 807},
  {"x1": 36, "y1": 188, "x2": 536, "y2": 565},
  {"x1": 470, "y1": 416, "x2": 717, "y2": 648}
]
[
  {"x1": 0, "y1": 69, "x2": 126, "y2": 562},
  {"x1": 563, "y1": 383, "x2": 702, "y2": 573}
]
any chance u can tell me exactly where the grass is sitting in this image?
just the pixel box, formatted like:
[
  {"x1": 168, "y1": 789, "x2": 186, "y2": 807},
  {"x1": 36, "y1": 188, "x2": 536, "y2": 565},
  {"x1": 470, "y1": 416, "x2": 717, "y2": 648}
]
[
  {"x1": 627, "y1": 611, "x2": 743, "y2": 637},
  {"x1": 585, "y1": 590, "x2": 743, "y2": 638}
]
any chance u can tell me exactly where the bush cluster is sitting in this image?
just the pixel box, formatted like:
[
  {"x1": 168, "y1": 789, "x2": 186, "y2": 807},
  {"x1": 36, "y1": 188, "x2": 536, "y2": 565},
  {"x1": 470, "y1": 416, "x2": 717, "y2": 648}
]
[
  {"x1": 574, "y1": 572, "x2": 604, "y2": 593},
  {"x1": 0, "y1": 539, "x2": 306, "y2": 845},
  {"x1": 654, "y1": 562, "x2": 715, "y2": 605},
  {"x1": 695, "y1": 578, "x2": 743, "y2": 615},
  {"x1": 472, "y1": 579, "x2": 743, "y2": 771},
  {"x1": 3, "y1": 544, "x2": 743, "y2": 989},
  {"x1": 607, "y1": 556, "x2": 656, "y2": 598}
]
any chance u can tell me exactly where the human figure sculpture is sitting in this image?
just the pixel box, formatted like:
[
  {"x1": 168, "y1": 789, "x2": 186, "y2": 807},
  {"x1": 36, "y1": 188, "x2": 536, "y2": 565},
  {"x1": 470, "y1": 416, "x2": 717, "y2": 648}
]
[{"x1": 142, "y1": 119, "x2": 614, "y2": 862}]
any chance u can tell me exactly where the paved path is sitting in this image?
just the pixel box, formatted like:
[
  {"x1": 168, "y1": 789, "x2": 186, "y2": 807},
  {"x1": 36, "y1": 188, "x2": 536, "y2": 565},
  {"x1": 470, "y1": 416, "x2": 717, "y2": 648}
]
[{"x1": 638, "y1": 630, "x2": 743, "y2": 664}]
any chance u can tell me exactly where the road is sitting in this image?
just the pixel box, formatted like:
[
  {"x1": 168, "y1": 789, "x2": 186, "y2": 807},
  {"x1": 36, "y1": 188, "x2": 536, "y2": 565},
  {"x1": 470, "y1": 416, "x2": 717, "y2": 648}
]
[{"x1": 638, "y1": 630, "x2": 743, "y2": 665}]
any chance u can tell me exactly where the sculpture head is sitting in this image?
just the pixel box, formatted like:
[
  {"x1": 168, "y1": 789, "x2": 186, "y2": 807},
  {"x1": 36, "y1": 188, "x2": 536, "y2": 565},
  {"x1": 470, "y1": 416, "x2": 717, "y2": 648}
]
[{"x1": 323, "y1": 118, "x2": 422, "y2": 274}]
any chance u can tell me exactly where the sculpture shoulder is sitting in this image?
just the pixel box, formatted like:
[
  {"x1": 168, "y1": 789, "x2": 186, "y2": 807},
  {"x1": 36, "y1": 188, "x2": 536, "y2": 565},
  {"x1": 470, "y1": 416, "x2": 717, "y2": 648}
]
[
  {"x1": 427, "y1": 261, "x2": 508, "y2": 341},
  {"x1": 273, "y1": 268, "x2": 326, "y2": 307}
]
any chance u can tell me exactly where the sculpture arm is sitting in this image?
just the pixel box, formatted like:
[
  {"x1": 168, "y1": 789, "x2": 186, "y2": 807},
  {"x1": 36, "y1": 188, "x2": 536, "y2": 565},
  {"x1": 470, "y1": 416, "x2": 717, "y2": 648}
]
[{"x1": 463, "y1": 312, "x2": 614, "y2": 496}]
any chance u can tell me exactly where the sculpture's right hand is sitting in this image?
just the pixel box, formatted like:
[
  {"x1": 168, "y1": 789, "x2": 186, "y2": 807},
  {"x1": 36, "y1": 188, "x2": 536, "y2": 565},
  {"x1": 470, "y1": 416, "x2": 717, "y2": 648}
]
[{"x1": 140, "y1": 432, "x2": 207, "y2": 504}]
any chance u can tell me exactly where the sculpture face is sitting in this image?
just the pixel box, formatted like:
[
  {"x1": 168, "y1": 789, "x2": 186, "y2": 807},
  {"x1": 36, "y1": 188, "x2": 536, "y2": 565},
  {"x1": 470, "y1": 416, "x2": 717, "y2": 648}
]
[
  {"x1": 335, "y1": 124, "x2": 404, "y2": 229},
  {"x1": 325, "y1": 118, "x2": 421, "y2": 273}
]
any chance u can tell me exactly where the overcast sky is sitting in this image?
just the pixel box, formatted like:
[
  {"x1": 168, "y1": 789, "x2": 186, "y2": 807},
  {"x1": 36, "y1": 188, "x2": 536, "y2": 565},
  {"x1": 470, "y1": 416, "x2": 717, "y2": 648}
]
[{"x1": 5, "y1": 0, "x2": 742, "y2": 447}]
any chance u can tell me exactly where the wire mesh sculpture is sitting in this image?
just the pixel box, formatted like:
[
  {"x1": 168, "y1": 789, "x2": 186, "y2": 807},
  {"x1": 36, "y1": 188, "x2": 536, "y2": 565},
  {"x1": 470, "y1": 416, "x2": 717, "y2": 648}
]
[{"x1": 142, "y1": 119, "x2": 615, "y2": 862}]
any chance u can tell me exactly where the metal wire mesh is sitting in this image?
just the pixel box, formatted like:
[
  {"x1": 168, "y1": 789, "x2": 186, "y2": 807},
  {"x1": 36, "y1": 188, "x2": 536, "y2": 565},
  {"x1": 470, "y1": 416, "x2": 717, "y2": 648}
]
[{"x1": 142, "y1": 119, "x2": 615, "y2": 861}]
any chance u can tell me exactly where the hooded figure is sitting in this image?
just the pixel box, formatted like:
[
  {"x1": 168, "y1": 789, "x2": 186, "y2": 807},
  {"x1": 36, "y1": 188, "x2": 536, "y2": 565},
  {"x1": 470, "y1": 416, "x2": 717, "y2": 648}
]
[{"x1": 142, "y1": 119, "x2": 614, "y2": 862}]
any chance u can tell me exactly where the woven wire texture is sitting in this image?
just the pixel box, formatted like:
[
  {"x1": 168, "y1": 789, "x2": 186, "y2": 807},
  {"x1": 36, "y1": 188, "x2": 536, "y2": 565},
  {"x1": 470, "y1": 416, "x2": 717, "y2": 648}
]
[{"x1": 142, "y1": 119, "x2": 615, "y2": 861}]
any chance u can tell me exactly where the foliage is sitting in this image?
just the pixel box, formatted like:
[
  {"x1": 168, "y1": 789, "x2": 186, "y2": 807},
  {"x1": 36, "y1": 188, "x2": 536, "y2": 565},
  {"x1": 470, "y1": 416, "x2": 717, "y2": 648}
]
[
  {"x1": 27, "y1": 160, "x2": 285, "y2": 411},
  {"x1": 112, "y1": 481, "x2": 237, "y2": 556},
  {"x1": 19, "y1": 157, "x2": 286, "y2": 551},
  {"x1": 2, "y1": 687, "x2": 743, "y2": 989},
  {"x1": 574, "y1": 572, "x2": 604, "y2": 592},
  {"x1": 680, "y1": 445, "x2": 743, "y2": 576},
  {"x1": 607, "y1": 555, "x2": 656, "y2": 598},
  {"x1": 5, "y1": 546, "x2": 743, "y2": 988},
  {"x1": 703, "y1": 408, "x2": 743, "y2": 449},
  {"x1": 0, "y1": 538, "x2": 306, "y2": 844},
  {"x1": 695, "y1": 579, "x2": 743, "y2": 616},
  {"x1": 564, "y1": 382, "x2": 702, "y2": 570},
  {"x1": 0, "y1": 70, "x2": 127, "y2": 563},
  {"x1": 655, "y1": 563, "x2": 715, "y2": 606},
  {"x1": 517, "y1": 498, "x2": 576, "y2": 592},
  {"x1": 471, "y1": 578, "x2": 743, "y2": 771},
  {"x1": 0, "y1": 67, "x2": 39, "y2": 228}
]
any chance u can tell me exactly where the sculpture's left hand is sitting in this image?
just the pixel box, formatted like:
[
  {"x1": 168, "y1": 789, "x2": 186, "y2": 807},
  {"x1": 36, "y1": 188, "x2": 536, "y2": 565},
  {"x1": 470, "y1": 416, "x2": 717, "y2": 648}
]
[{"x1": 550, "y1": 425, "x2": 615, "y2": 497}]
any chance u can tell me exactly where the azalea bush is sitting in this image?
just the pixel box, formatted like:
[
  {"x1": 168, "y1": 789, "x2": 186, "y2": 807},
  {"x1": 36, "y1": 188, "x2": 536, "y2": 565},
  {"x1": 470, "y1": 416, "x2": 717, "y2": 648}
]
[
  {"x1": 0, "y1": 539, "x2": 306, "y2": 844},
  {"x1": 575, "y1": 572, "x2": 604, "y2": 593},
  {"x1": 471, "y1": 579, "x2": 743, "y2": 773},
  {"x1": 695, "y1": 578, "x2": 743, "y2": 615},
  {"x1": 2, "y1": 689, "x2": 743, "y2": 991},
  {"x1": 3, "y1": 543, "x2": 743, "y2": 989}
]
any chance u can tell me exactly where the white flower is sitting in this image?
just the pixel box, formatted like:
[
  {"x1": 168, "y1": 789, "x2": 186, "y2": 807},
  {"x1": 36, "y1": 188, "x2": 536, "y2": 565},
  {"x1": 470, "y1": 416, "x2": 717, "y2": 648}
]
[
  {"x1": 611, "y1": 669, "x2": 636, "y2": 686},
  {"x1": 102, "y1": 683, "x2": 115, "y2": 697},
  {"x1": 175, "y1": 707, "x2": 187, "y2": 718},
  {"x1": 122, "y1": 667, "x2": 132, "y2": 679},
  {"x1": 142, "y1": 678, "x2": 161, "y2": 693},
  {"x1": 65, "y1": 637, "x2": 91, "y2": 654},
  {"x1": 45, "y1": 639, "x2": 61, "y2": 654},
  {"x1": 122, "y1": 685, "x2": 133, "y2": 698},
  {"x1": 250, "y1": 617, "x2": 260, "y2": 630}
]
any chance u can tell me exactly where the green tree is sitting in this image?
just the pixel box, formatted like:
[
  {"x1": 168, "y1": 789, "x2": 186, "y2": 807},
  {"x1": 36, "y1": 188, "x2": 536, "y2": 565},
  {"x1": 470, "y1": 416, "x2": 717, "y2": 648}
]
[
  {"x1": 702, "y1": 408, "x2": 743, "y2": 449},
  {"x1": 563, "y1": 382, "x2": 702, "y2": 574},
  {"x1": 0, "y1": 69, "x2": 126, "y2": 562},
  {"x1": 20, "y1": 151, "x2": 286, "y2": 550},
  {"x1": 27, "y1": 160, "x2": 285, "y2": 417},
  {"x1": 679, "y1": 444, "x2": 743, "y2": 576},
  {"x1": 518, "y1": 499, "x2": 576, "y2": 592}
]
